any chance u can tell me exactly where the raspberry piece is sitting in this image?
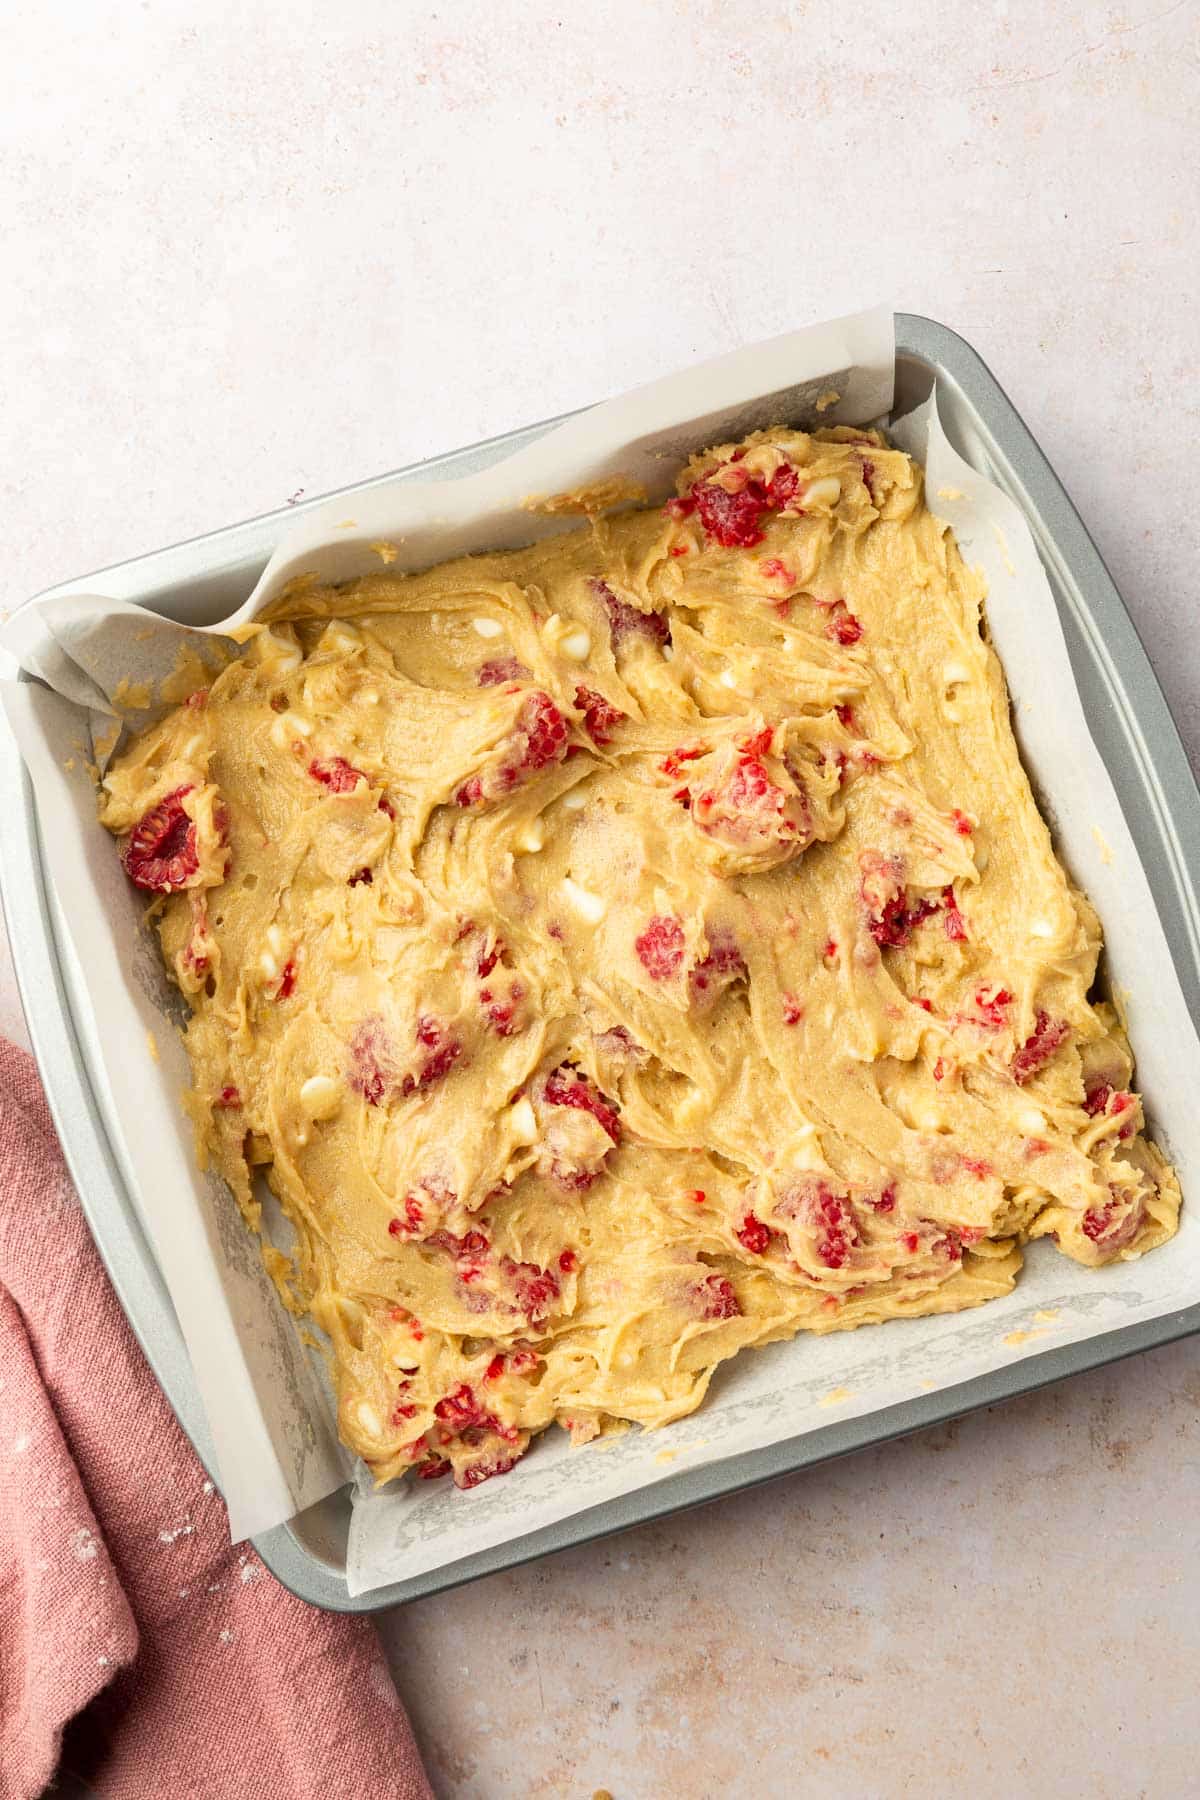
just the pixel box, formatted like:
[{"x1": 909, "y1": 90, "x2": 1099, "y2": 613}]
[
  {"x1": 860, "y1": 458, "x2": 878, "y2": 503},
  {"x1": 777, "y1": 1181, "x2": 861, "y2": 1269},
  {"x1": 943, "y1": 887, "x2": 968, "y2": 942},
  {"x1": 543, "y1": 1065, "x2": 621, "y2": 1144},
  {"x1": 766, "y1": 465, "x2": 800, "y2": 507},
  {"x1": 687, "y1": 461, "x2": 801, "y2": 548},
  {"x1": 860, "y1": 852, "x2": 935, "y2": 948},
  {"x1": 781, "y1": 993, "x2": 804, "y2": 1026},
  {"x1": 215, "y1": 1084, "x2": 242, "y2": 1110},
  {"x1": 1083, "y1": 1082, "x2": 1113, "y2": 1117},
  {"x1": 687, "y1": 1189, "x2": 707, "y2": 1205},
  {"x1": 276, "y1": 959, "x2": 297, "y2": 1000},
  {"x1": 388, "y1": 1193, "x2": 425, "y2": 1238},
  {"x1": 516, "y1": 691, "x2": 568, "y2": 770},
  {"x1": 308, "y1": 756, "x2": 366, "y2": 793},
  {"x1": 416, "y1": 1456, "x2": 451, "y2": 1480},
  {"x1": 693, "y1": 750, "x2": 811, "y2": 872},
  {"x1": 951, "y1": 809, "x2": 973, "y2": 837},
  {"x1": 1081, "y1": 1206, "x2": 1111, "y2": 1242},
  {"x1": 635, "y1": 914, "x2": 686, "y2": 980},
  {"x1": 348, "y1": 1017, "x2": 393, "y2": 1106},
  {"x1": 688, "y1": 929, "x2": 747, "y2": 1004},
  {"x1": 1082, "y1": 1194, "x2": 1145, "y2": 1251},
  {"x1": 480, "y1": 981, "x2": 525, "y2": 1038},
  {"x1": 477, "y1": 656, "x2": 530, "y2": 686},
  {"x1": 973, "y1": 986, "x2": 1013, "y2": 1030},
  {"x1": 696, "y1": 1274, "x2": 741, "y2": 1320},
  {"x1": 591, "y1": 578, "x2": 671, "y2": 649},
  {"x1": 692, "y1": 481, "x2": 769, "y2": 547},
  {"x1": 660, "y1": 744, "x2": 707, "y2": 780},
  {"x1": 348, "y1": 867, "x2": 373, "y2": 887},
  {"x1": 457, "y1": 1447, "x2": 520, "y2": 1490},
  {"x1": 502, "y1": 1257, "x2": 560, "y2": 1321},
  {"x1": 456, "y1": 691, "x2": 568, "y2": 806},
  {"x1": 434, "y1": 1384, "x2": 491, "y2": 1431},
  {"x1": 826, "y1": 603, "x2": 863, "y2": 646},
  {"x1": 574, "y1": 684, "x2": 626, "y2": 745},
  {"x1": 736, "y1": 1214, "x2": 772, "y2": 1255},
  {"x1": 391, "y1": 1400, "x2": 418, "y2": 1424},
  {"x1": 1011, "y1": 1010, "x2": 1070, "y2": 1085},
  {"x1": 809, "y1": 1187, "x2": 860, "y2": 1268},
  {"x1": 398, "y1": 1015, "x2": 463, "y2": 1094},
  {"x1": 760, "y1": 557, "x2": 794, "y2": 584},
  {"x1": 122, "y1": 786, "x2": 202, "y2": 892},
  {"x1": 961, "y1": 1155, "x2": 992, "y2": 1179},
  {"x1": 1083, "y1": 1084, "x2": 1135, "y2": 1135},
  {"x1": 871, "y1": 1184, "x2": 897, "y2": 1214}
]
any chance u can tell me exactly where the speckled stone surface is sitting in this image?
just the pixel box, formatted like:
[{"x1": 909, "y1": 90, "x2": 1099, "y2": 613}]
[{"x1": 3, "y1": 4, "x2": 1198, "y2": 1795}]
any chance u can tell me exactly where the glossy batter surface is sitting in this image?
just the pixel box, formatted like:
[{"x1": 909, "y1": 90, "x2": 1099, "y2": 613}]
[{"x1": 100, "y1": 426, "x2": 1180, "y2": 1491}]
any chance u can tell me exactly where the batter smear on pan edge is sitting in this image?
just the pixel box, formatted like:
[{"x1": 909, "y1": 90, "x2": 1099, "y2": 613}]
[{"x1": 100, "y1": 425, "x2": 1180, "y2": 1491}]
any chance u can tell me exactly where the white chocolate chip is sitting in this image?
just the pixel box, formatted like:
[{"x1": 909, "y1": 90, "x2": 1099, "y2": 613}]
[
  {"x1": 354, "y1": 1401, "x2": 383, "y2": 1437},
  {"x1": 560, "y1": 788, "x2": 588, "y2": 811},
  {"x1": 182, "y1": 734, "x2": 205, "y2": 760},
  {"x1": 266, "y1": 925, "x2": 284, "y2": 956},
  {"x1": 253, "y1": 625, "x2": 303, "y2": 672},
  {"x1": 508, "y1": 1096, "x2": 538, "y2": 1144},
  {"x1": 943, "y1": 661, "x2": 972, "y2": 688},
  {"x1": 1029, "y1": 918, "x2": 1055, "y2": 939},
  {"x1": 472, "y1": 617, "x2": 504, "y2": 639},
  {"x1": 791, "y1": 1121, "x2": 824, "y2": 1170},
  {"x1": 320, "y1": 621, "x2": 361, "y2": 656},
  {"x1": 912, "y1": 1099, "x2": 945, "y2": 1133},
  {"x1": 561, "y1": 877, "x2": 606, "y2": 924},
  {"x1": 559, "y1": 627, "x2": 592, "y2": 662},
  {"x1": 358, "y1": 688, "x2": 380, "y2": 706},
  {"x1": 674, "y1": 1089, "x2": 709, "y2": 1126},
  {"x1": 299, "y1": 1074, "x2": 342, "y2": 1120},
  {"x1": 270, "y1": 711, "x2": 313, "y2": 748},
  {"x1": 1017, "y1": 1106, "x2": 1047, "y2": 1135},
  {"x1": 718, "y1": 668, "x2": 738, "y2": 689},
  {"x1": 258, "y1": 951, "x2": 280, "y2": 981},
  {"x1": 516, "y1": 818, "x2": 546, "y2": 854},
  {"x1": 803, "y1": 476, "x2": 842, "y2": 508}
]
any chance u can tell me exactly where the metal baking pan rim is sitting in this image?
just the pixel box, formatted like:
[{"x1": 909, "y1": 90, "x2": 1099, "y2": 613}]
[{"x1": 3, "y1": 310, "x2": 1197, "y2": 1611}]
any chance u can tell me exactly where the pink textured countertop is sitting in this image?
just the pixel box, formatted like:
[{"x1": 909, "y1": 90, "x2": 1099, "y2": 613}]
[{"x1": 3, "y1": 5, "x2": 1197, "y2": 1793}]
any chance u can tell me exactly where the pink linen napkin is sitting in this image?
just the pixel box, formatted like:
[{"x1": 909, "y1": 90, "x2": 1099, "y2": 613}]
[{"x1": 0, "y1": 1039, "x2": 432, "y2": 1800}]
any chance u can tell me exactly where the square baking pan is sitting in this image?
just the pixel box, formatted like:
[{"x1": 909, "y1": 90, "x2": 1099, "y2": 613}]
[{"x1": 4, "y1": 313, "x2": 1199, "y2": 1613}]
